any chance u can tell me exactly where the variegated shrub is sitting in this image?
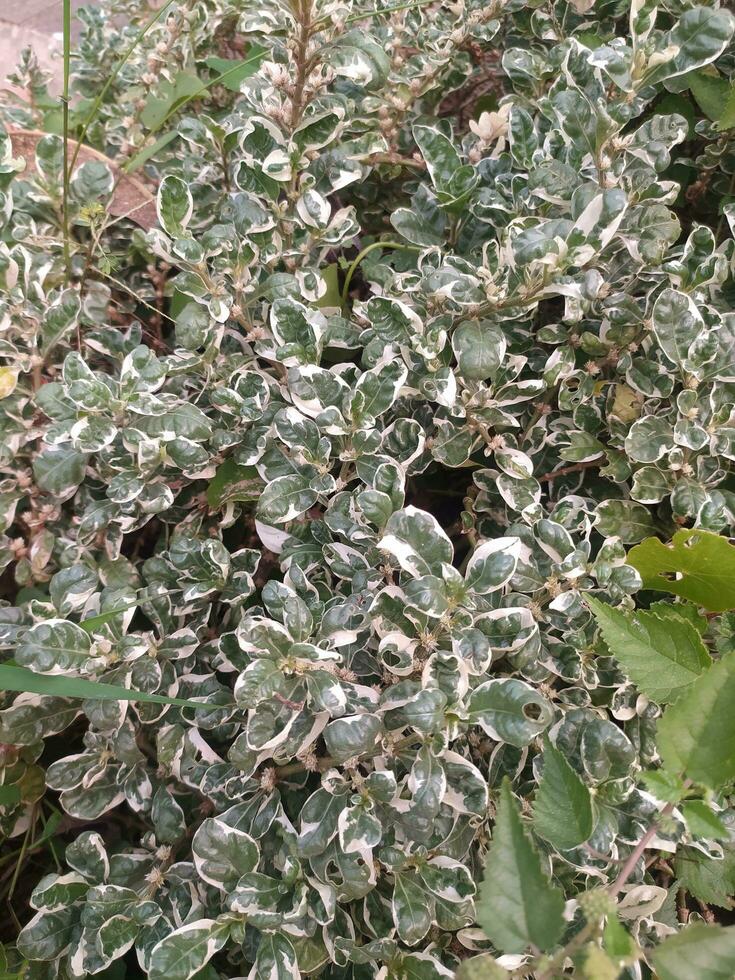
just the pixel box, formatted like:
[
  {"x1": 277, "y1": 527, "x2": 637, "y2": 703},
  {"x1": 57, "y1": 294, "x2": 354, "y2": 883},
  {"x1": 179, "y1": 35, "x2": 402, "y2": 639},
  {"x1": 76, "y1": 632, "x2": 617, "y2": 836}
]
[{"x1": 3, "y1": 0, "x2": 735, "y2": 977}]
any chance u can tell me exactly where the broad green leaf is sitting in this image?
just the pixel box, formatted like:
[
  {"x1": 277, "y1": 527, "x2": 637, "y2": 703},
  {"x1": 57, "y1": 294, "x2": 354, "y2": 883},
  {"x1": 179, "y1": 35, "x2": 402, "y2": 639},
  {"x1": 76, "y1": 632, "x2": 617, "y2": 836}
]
[
  {"x1": 392, "y1": 872, "x2": 433, "y2": 945},
  {"x1": 657, "y1": 652, "x2": 735, "y2": 788},
  {"x1": 686, "y1": 70, "x2": 731, "y2": 123},
  {"x1": 652, "y1": 924, "x2": 735, "y2": 980},
  {"x1": 16, "y1": 620, "x2": 92, "y2": 674},
  {"x1": 680, "y1": 800, "x2": 729, "y2": 840},
  {"x1": 379, "y1": 506, "x2": 453, "y2": 577},
  {"x1": 148, "y1": 919, "x2": 231, "y2": 980},
  {"x1": 251, "y1": 932, "x2": 300, "y2": 979},
  {"x1": 476, "y1": 780, "x2": 565, "y2": 954},
  {"x1": 141, "y1": 70, "x2": 202, "y2": 131},
  {"x1": 467, "y1": 679, "x2": 553, "y2": 747},
  {"x1": 203, "y1": 46, "x2": 267, "y2": 91},
  {"x1": 587, "y1": 596, "x2": 710, "y2": 703},
  {"x1": 452, "y1": 320, "x2": 506, "y2": 381},
  {"x1": 455, "y1": 956, "x2": 509, "y2": 980},
  {"x1": 0, "y1": 784, "x2": 21, "y2": 805},
  {"x1": 257, "y1": 474, "x2": 318, "y2": 524},
  {"x1": 675, "y1": 846, "x2": 735, "y2": 909},
  {"x1": 157, "y1": 175, "x2": 192, "y2": 237},
  {"x1": 533, "y1": 737, "x2": 594, "y2": 849},
  {"x1": 644, "y1": 8, "x2": 735, "y2": 86},
  {"x1": 627, "y1": 529, "x2": 735, "y2": 611},
  {"x1": 191, "y1": 817, "x2": 259, "y2": 891},
  {"x1": 0, "y1": 663, "x2": 208, "y2": 709},
  {"x1": 717, "y1": 85, "x2": 735, "y2": 131},
  {"x1": 595, "y1": 499, "x2": 654, "y2": 543},
  {"x1": 207, "y1": 459, "x2": 263, "y2": 508}
]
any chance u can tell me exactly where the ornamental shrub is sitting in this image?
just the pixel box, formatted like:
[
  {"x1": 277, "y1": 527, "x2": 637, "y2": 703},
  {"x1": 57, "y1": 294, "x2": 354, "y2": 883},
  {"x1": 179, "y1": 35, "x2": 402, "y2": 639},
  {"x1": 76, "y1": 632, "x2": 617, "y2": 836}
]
[{"x1": 3, "y1": 0, "x2": 735, "y2": 976}]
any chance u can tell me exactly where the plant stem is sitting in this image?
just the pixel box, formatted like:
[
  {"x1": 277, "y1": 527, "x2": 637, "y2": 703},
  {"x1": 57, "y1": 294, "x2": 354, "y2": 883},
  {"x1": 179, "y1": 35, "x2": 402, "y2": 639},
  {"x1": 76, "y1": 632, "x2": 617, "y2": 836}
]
[
  {"x1": 340, "y1": 240, "x2": 422, "y2": 309},
  {"x1": 608, "y1": 799, "x2": 677, "y2": 897},
  {"x1": 538, "y1": 459, "x2": 602, "y2": 482},
  {"x1": 62, "y1": 0, "x2": 71, "y2": 281}
]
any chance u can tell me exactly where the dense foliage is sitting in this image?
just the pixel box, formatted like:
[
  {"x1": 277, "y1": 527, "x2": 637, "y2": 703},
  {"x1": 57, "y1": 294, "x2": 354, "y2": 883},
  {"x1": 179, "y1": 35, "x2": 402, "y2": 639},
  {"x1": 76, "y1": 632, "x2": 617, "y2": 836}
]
[{"x1": 3, "y1": 0, "x2": 735, "y2": 976}]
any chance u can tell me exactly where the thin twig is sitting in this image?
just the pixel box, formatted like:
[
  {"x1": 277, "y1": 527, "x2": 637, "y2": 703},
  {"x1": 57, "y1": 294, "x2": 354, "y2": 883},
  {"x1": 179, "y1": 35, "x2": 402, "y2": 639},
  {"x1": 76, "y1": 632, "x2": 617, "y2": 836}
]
[
  {"x1": 538, "y1": 459, "x2": 601, "y2": 482},
  {"x1": 608, "y1": 800, "x2": 677, "y2": 897}
]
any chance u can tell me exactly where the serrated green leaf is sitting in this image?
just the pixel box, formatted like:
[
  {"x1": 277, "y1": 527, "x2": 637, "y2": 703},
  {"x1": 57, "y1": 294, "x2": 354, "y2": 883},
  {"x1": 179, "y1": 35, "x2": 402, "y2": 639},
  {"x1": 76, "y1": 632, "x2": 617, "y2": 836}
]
[
  {"x1": 681, "y1": 801, "x2": 729, "y2": 840},
  {"x1": 657, "y1": 652, "x2": 735, "y2": 788},
  {"x1": 675, "y1": 846, "x2": 735, "y2": 909},
  {"x1": 652, "y1": 924, "x2": 735, "y2": 980},
  {"x1": 476, "y1": 779, "x2": 565, "y2": 954},
  {"x1": 533, "y1": 737, "x2": 594, "y2": 849},
  {"x1": 587, "y1": 596, "x2": 710, "y2": 703},
  {"x1": 627, "y1": 529, "x2": 735, "y2": 612}
]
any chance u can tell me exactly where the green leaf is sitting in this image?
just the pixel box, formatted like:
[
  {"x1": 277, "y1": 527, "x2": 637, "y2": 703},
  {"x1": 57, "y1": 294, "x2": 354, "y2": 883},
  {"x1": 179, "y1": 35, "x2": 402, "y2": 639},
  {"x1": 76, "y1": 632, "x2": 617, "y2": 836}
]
[
  {"x1": 587, "y1": 596, "x2": 710, "y2": 703},
  {"x1": 533, "y1": 737, "x2": 594, "y2": 849},
  {"x1": 157, "y1": 174, "x2": 192, "y2": 237},
  {"x1": 657, "y1": 652, "x2": 735, "y2": 788},
  {"x1": 640, "y1": 769, "x2": 687, "y2": 804},
  {"x1": 148, "y1": 919, "x2": 231, "y2": 980},
  {"x1": 0, "y1": 663, "x2": 208, "y2": 709},
  {"x1": 16, "y1": 620, "x2": 92, "y2": 674},
  {"x1": 123, "y1": 130, "x2": 179, "y2": 173},
  {"x1": 717, "y1": 85, "x2": 735, "y2": 131},
  {"x1": 675, "y1": 846, "x2": 735, "y2": 909},
  {"x1": 681, "y1": 801, "x2": 729, "y2": 840},
  {"x1": 207, "y1": 459, "x2": 263, "y2": 508},
  {"x1": 652, "y1": 924, "x2": 735, "y2": 980},
  {"x1": 467, "y1": 679, "x2": 554, "y2": 747},
  {"x1": 256, "y1": 473, "x2": 318, "y2": 524},
  {"x1": 602, "y1": 916, "x2": 633, "y2": 959},
  {"x1": 392, "y1": 872, "x2": 433, "y2": 945},
  {"x1": 191, "y1": 817, "x2": 259, "y2": 891},
  {"x1": 250, "y1": 932, "x2": 300, "y2": 979},
  {"x1": 627, "y1": 529, "x2": 735, "y2": 611},
  {"x1": 595, "y1": 499, "x2": 654, "y2": 543},
  {"x1": 203, "y1": 46, "x2": 267, "y2": 91},
  {"x1": 0, "y1": 784, "x2": 21, "y2": 805},
  {"x1": 141, "y1": 70, "x2": 202, "y2": 131},
  {"x1": 686, "y1": 70, "x2": 731, "y2": 123},
  {"x1": 476, "y1": 779, "x2": 565, "y2": 954}
]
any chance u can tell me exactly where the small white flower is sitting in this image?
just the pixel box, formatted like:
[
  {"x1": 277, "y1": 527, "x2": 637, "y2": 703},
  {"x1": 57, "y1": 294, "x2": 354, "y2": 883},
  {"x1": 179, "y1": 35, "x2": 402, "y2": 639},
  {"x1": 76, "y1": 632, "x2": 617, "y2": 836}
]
[{"x1": 469, "y1": 104, "x2": 512, "y2": 157}]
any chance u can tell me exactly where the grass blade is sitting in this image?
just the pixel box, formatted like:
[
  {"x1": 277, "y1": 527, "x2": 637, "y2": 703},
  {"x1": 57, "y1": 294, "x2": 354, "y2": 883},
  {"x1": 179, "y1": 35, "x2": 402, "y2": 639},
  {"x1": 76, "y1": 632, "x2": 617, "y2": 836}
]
[{"x1": 0, "y1": 663, "x2": 215, "y2": 710}]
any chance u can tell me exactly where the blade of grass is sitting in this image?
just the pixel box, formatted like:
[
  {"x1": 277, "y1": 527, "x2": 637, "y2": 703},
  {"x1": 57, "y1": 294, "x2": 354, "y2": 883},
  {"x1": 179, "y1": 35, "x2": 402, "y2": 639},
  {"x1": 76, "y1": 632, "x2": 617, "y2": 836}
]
[
  {"x1": 62, "y1": 0, "x2": 71, "y2": 280},
  {"x1": 0, "y1": 663, "x2": 218, "y2": 710},
  {"x1": 123, "y1": 129, "x2": 179, "y2": 173}
]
